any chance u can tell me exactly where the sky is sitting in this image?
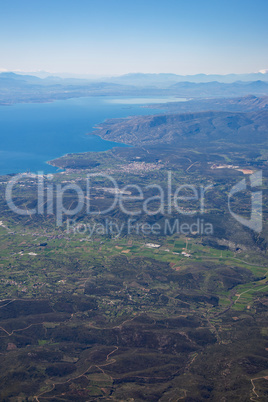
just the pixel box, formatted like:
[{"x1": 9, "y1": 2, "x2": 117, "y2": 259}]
[{"x1": 0, "y1": 0, "x2": 268, "y2": 76}]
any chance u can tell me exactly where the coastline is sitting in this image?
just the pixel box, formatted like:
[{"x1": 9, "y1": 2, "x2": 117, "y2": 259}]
[{"x1": 0, "y1": 96, "x2": 183, "y2": 176}]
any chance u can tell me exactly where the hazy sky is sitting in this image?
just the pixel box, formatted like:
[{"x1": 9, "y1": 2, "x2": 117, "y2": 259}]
[{"x1": 1, "y1": 0, "x2": 268, "y2": 76}]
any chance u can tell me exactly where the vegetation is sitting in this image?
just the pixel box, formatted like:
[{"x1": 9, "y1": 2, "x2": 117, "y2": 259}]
[{"x1": 0, "y1": 95, "x2": 267, "y2": 400}]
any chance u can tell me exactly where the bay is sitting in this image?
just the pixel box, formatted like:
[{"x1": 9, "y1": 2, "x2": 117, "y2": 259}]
[{"x1": 0, "y1": 96, "x2": 185, "y2": 175}]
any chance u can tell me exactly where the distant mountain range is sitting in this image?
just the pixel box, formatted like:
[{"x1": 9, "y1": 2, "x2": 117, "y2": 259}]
[
  {"x1": 1, "y1": 72, "x2": 268, "y2": 104},
  {"x1": 3, "y1": 70, "x2": 268, "y2": 84},
  {"x1": 104, "y1": 72, "x2": 268, "y2": 86},
  {"x1": 4, "y1": 70, "x2": 268, "y2": 84}
]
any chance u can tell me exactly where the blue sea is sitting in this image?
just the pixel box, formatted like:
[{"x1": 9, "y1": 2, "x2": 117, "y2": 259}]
[{"x1": 0, "y1": 96, "x2": 185, "y2": 175}]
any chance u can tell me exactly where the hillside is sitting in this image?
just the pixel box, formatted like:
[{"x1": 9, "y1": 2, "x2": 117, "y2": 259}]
[{"x1": 91, "y1": 109, "x2": 268, "y2": 147}]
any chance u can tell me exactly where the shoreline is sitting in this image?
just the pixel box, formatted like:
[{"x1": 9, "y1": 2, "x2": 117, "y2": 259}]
[{"x1": 0, "y1": 95, "x2": 188, "y2": 177}]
